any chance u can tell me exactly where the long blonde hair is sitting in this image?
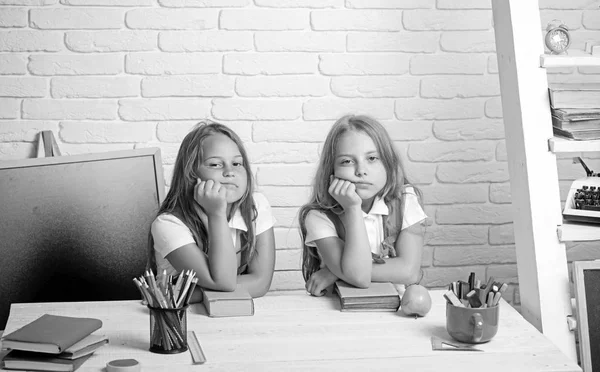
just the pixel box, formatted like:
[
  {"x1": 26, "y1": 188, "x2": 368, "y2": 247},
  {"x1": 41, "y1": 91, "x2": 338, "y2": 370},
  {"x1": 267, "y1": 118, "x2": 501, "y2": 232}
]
[
  {"x1": 299, "y1": 115, "x2": 420, "y2": 282},
  {"x1": 147, "y1": 121, "x2": 257, "y2": 273}
]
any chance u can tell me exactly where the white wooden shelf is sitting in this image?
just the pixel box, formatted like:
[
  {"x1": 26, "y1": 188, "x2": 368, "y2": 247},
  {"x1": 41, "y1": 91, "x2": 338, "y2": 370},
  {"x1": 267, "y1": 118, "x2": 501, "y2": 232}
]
[
  {"x1": 540, "y1": 50, "x2": 600, "y2": 68},
  {"x1": 549, "y1": 136, "x2": 600, "y2": 153},
  {"x1": 557, "y1": 221, "x2": 600, "y2": 242}
]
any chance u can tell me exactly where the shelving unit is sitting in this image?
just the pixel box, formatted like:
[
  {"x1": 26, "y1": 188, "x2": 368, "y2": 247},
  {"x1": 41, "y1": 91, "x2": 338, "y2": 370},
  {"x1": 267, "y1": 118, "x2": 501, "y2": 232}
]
[
  {"x1": 492, "y1": 0, "x2": 600, "y2": 363},
  {"x1": 558, "y1": 221, "x2": 600, "y2": 242},
  {"x1": 541, "y1": 50, "x2": 600, "y2": 68},
  {"x1": 549, "y1": 137, "x2": 600, "y2": 153}
]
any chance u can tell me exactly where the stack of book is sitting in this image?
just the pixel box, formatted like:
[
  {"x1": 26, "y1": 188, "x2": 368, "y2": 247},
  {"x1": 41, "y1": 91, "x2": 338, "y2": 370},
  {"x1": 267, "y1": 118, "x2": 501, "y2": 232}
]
[
  {"x1": 201, "y1": 285, "x2": 254, "y2": 317},
  {"x1": 1, "y1": 314, "x2": 107, "y2": 372},
  {"x1": 548, "y1": 83, "x2": 600, "y2": 140},
  {"x1": 334, "y1": 281, "x2": 401, "y2": 312}
]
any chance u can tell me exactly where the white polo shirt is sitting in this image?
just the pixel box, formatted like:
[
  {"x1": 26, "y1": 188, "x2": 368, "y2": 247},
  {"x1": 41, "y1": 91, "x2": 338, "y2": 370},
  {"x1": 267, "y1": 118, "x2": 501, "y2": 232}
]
[
  {"x1": 151, "y1": 192, "x2": 276, "y2": 276},
  {"x1": 304, "y1": 187, "x2": 427, "y2": 256}
]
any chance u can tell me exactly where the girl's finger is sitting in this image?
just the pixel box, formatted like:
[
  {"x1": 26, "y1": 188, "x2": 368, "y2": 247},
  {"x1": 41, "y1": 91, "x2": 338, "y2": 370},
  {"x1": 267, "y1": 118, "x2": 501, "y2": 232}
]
[
  {"x1": 346, "y1": 182, "x2": 357, "y2": 195},
  {"x1": 307, "y1": 280, "x2": 316, "y2": 295},
  {"x1": 328, "y1": 179, "x2": 338, "y2": 196},
  {"x1": 333, "y1": 180, "x2": 345, "y2": 195},
  {"x1": 314, "y1": 287, "x2": 326, "y2": 297},
  {"x1": 339, "y1": 180, "x2": 352, "y2": 195},
  {"x1": 330, "y1": 177, "x2": 339, "y2": 189},
  {"x1": 337, "y1": 180, "x2": 351, "y2": 195}
]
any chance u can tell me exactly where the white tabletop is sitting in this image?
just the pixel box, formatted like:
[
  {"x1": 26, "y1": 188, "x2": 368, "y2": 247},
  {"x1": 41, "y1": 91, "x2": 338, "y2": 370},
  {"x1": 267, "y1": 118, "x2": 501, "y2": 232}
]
[{"x1": 0, "y1": 290, "x2": 581, "y2": 371}]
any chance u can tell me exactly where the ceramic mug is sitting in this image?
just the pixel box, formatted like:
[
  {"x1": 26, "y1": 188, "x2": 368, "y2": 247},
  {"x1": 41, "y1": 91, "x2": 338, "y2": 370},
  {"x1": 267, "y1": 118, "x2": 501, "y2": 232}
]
[{"x1": 446, "y1": 302, "x2": 499, "y2": 344}]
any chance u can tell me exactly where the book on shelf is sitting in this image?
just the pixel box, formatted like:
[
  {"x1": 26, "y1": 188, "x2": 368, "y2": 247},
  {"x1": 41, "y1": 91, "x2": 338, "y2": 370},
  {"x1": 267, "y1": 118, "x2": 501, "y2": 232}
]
[
  {"x1": 0, "y1": 314, "x2": 103, "y2": 354},
  {"x1": 58, "y1": 334, "x2": 108, "y2": 360},
  {"x1": 548, "y1": 83, "x2": 600, "y2": 109},
  {"x1": 201, "y1": 286, "x2": 254, "y2": 317},
  {"x1": 552, "y1": 107, "x2": 600, "y2": 122},
  {"x1": 553, "y1": 126, "x2": 600, "y2": 140},
  {"x1": 2, "y1": 350, "x2": 92, "y2": 372},
  {"x1": 334, "y1": 281, "x2": 400, "y2": 312},
  {"x1": 552, "y1": 116, "x2": 600, "y2": 131}
]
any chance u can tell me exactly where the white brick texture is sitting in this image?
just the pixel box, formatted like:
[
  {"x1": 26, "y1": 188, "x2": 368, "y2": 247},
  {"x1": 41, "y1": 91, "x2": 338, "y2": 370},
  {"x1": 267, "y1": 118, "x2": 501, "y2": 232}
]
[
  {"x1": 2, "y1": 2, "x2": 595, "y2": 298},
  {"x1": 30, "y1": 8, "x2": 124, "y2": 29},
  {"x1": 125, "y1": 9, "x2": 218, "y2": 30},
  {"x1": 29, "y1": 54, "x2": 124, "y2": 76}
]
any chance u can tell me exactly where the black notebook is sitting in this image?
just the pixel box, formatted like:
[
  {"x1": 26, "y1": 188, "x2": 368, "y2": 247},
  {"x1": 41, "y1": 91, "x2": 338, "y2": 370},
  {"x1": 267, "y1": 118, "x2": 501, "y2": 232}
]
[{"x1": 3, "y1": 350, "x2": 92, "y2": 372}]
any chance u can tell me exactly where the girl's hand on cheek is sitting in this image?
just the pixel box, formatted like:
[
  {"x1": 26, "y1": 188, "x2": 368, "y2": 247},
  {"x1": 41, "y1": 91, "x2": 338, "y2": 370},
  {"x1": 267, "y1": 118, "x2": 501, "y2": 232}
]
[
  {"x1": 194, "y1": 178, "x2": 228, "y2": 217},
  {"x1": 328, "y1": 175, "x2": 362, "y2": 210}
]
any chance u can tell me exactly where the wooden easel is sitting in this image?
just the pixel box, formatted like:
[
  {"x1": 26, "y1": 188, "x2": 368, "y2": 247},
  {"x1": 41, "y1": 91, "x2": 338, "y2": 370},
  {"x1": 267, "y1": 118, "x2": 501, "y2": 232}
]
[{"x1": 36, "y1": 130, "x2": 61, "y2": 158}]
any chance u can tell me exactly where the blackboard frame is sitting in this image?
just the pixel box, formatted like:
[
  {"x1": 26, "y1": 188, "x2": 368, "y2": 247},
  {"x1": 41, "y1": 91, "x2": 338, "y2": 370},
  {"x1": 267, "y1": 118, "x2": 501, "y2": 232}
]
[
  {"x1": 573, "y1": 260, "x2": 600, "y2": 372},
  {"x1": 0, "y1": 148, "x2": 166, "y2": 330}
]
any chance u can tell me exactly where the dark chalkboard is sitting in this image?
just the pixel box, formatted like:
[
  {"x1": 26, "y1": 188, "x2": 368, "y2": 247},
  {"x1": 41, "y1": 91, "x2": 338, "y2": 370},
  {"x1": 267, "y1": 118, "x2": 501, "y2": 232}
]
[
  {"x1": 0, "y1": 148, "x2": 165, "y2": 330},
  {"x1": 574, "y1": 260, "x2": 600, "y2": 372}
]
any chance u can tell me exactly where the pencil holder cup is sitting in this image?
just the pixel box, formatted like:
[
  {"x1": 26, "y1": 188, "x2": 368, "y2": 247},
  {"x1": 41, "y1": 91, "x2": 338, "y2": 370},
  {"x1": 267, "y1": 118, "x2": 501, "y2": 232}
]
[
  {"x1": 446, "y1": 302, "x2": 499, "y2": 344},
  {"x1": 148, "y1": 305, "x2": 188, "y2": 354}
]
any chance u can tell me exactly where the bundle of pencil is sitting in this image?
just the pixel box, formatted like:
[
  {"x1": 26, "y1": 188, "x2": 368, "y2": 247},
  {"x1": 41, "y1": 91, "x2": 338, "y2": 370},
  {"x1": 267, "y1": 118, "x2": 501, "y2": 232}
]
[
  {"x1": 443, "y1": 273, "x2": 508, "y2": 309},
  {"x1": 133, "y1": 270, "x2": 198, "y2": 351}
]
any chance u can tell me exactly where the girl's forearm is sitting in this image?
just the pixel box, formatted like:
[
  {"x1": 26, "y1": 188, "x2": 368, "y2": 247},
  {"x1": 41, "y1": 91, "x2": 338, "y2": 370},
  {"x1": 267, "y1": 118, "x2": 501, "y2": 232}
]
[
  {"x1": 206, "y1": 215, "x2": 237, "y2": 291},
  {"x1": 187, "y1": 272, "x2": 271, "y2": 301},
  {"x1": 340, "y1": 207, "x2": 372, "y2": 287},
  {"x1": 237, "y1": 273, "x2": 272, "y2": 298},
  {"x1": 371, "y1": 258, "x2": 421, "y2": 285}
]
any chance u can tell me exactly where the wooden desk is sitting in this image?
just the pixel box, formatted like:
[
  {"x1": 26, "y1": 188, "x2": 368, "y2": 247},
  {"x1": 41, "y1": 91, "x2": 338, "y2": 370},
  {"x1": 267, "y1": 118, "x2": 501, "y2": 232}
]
[{"x1": 0, "y1": 290, "x2": 581, "y2": 372}]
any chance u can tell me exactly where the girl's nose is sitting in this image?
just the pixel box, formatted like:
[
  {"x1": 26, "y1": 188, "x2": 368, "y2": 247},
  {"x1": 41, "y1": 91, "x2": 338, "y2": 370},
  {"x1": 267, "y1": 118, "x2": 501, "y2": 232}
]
[
  {"x1": 223, "y1": 165, "x2": 235, "y2": 177},
  {"x1": 355, "y1": 164, "x2": 367, "y2": 177}
]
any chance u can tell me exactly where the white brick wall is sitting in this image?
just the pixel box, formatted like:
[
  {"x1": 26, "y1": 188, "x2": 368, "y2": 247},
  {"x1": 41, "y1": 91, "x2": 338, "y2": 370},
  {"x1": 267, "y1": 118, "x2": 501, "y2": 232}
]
[{"x1": 2, "y1": 0, "x2": 600, "y2": 303}]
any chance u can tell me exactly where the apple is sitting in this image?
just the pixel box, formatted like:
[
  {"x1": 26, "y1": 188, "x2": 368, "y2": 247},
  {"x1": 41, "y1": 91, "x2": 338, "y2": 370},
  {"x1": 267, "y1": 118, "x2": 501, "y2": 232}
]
[{"x1": 400, "y1": 284, "x2": 432, "y2": 317}]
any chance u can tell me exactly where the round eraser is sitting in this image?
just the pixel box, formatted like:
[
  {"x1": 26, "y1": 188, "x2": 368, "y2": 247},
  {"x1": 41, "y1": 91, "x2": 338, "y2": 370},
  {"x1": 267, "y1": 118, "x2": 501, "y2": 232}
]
[{"x1": 106, "y1": 359, "x2": 141, "y2": 372}]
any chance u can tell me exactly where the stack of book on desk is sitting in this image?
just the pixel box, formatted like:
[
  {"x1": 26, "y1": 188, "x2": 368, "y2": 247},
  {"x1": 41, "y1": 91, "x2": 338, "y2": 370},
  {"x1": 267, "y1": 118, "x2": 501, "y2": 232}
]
[
  {"x1": 549, "y1": 83, "x2": 600, "y2": 140},
  {"x1": 0, "y1": 314, "x2": 107, "y2": 372},
  {"x1": 334, "y1": 281, "x2": 401, "y2": 312},
  {"x1": 201, "y1": 285, "x2": 254, "y2": 317}
]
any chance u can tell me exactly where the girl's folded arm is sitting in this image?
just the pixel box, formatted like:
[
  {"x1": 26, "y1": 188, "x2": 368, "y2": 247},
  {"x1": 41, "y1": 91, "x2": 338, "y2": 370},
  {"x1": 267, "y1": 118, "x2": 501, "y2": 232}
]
[
  {"x1": 237, "y1": 227, "x2": 276, "y2": 298},
  {"x1": 314, "y1": 235, "x2": 371, "y2": 288},
  {"x1": 166, "y1": 239, "x2": 237, "y2": 292},
  {"x1": 371, "y1": 223, "x2": 424, "y2": 285}
]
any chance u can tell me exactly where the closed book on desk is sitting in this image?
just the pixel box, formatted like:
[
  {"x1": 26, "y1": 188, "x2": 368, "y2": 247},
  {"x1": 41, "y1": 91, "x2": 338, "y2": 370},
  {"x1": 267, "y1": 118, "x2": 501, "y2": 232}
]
[
  {"x1": 202, "y1": 287, "x2": 254, "y2": 317},
  {"x1": 334, "y1": 281, "x2": 400, "y2": 312},
  {"x1": 2, "y1": 350, "x2": 92, "y2": 372},
  {"x1": 549, "y1": 83, "x2": 600, "y2": 109},
  {"x1": 58, "y1": 334, "x2": 108, "y2": 360},
  {"x1": 1, "y1": 314, "x2": 102, "y2": 354}
]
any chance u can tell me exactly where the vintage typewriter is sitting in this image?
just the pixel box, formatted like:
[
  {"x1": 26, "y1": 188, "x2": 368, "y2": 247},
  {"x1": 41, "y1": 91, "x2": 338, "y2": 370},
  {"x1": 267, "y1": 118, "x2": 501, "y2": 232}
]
[{"x1": 563, "y1": 157, "x2": 600, "y2": 224}]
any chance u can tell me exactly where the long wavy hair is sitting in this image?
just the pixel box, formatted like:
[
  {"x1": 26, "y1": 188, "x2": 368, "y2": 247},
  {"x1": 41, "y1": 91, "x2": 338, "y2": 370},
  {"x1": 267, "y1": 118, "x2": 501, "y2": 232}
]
[
  {"x1": 299, "y1": 115, "x2": 421, "y2": 282},
  {"x1": 147, "y1": 121, "x2": 257, "y2": 273}
]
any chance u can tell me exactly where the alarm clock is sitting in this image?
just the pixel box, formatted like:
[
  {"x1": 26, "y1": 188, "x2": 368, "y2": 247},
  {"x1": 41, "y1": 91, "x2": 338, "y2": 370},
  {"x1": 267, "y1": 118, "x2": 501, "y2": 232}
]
[{"x1": 545, "y1": 20, "x2": 571, "y2": 55}]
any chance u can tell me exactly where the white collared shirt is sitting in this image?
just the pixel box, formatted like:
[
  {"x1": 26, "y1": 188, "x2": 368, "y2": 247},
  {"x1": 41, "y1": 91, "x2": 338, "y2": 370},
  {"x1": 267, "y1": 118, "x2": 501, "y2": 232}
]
[
  {"x1": 151, "y1": 192, "x2": 276, "y2": 276},
  {"x1": 304, "y1": 186, "x2": 427, "y2": 255}
]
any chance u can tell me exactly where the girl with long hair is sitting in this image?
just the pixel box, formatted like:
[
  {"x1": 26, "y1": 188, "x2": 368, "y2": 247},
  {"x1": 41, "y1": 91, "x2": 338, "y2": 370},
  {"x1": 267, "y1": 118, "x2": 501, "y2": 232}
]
[
  {"x1": 149, "y1": 121, "x2": 276, "y2": 300},
  {"x1": 299, "y1": 115, "x2": 427, "y2": 296}
]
